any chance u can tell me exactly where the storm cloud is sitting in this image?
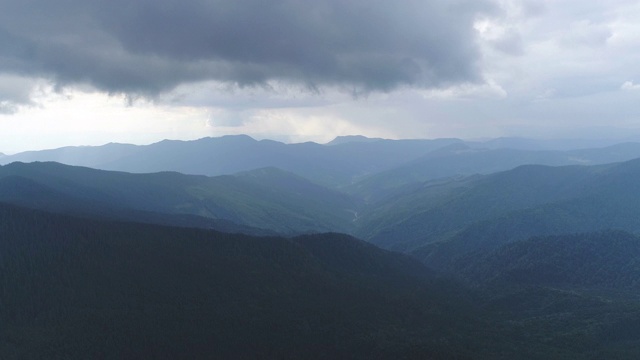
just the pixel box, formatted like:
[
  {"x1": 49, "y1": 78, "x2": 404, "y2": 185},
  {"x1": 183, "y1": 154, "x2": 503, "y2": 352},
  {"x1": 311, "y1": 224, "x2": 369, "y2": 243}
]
[{"x1": 0, "y1": 0, "x2": 492, "y2": 96}]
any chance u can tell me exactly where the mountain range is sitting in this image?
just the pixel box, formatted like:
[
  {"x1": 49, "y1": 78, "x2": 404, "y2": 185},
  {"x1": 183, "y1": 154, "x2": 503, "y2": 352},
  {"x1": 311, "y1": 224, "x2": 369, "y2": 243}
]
[
  {"x1": 5, "y1": 143, "x2": 640, "y2": 262},
  {"x1": 6, "y1": 138, "x2": 640, "y2": 262},
  {"x1": 4, "y1": 135, "x2": 640, "y2": 358},
  {"x1": 0, "y1": 136, "x2": 460, "y2": 188},
  {"x1": 6, "y1": 136, "x2": 640, "y2": 192}
]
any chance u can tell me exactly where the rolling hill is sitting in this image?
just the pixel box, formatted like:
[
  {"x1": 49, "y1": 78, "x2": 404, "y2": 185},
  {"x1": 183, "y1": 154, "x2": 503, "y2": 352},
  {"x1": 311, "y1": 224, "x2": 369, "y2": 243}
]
[
  {"x1": 0, "y1": 162, "x2": 359, "y2": 235},
  {"x1": 350, "y1": 158, "x2": 640, "y2": 273}
]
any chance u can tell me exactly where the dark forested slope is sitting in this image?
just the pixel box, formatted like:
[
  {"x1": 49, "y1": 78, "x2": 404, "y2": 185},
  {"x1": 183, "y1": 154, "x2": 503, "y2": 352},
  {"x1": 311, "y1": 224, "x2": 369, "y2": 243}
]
[
  {"x1": 3, "y1": 204, "x2": 640, "y2": 358},
  {"x1": 0, "y1": 203, "x2": 481, "y2": 359},
  {"x1": 451, "y1": 230, "x2": 640, "y2": 359},
  {"x1": 457, "y1": 230, "x2": 640, "y2": 289}
]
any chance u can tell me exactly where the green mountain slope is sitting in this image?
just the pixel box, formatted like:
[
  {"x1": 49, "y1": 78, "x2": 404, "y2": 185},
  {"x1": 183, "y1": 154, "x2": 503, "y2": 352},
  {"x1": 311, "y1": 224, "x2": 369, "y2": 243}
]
[
  {"x1": 358, "y1": 163, "x2": 600, "y2": 251},
  {"x1": 407, "y1": 159, "x2": 640, "y2": 270},
  {"x1": 0, "y1": 174, "x2": 275, "y2": 236},
  {"x1": 346, "y1": 157, "x2": 640, "y2": 274},
  {"x1": 0, "y1": 162, "x2": 359, "y2": 235}
]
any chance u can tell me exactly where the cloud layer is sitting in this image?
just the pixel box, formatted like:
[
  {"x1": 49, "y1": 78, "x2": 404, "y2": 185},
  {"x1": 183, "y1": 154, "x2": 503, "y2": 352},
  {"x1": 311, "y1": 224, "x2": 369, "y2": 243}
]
[
  {"x1": 3, "y1": 0, "x2": 640, "y2": 154},
  {"x1": 0, "y1": 0, "x2": 492, "y2": 99}
]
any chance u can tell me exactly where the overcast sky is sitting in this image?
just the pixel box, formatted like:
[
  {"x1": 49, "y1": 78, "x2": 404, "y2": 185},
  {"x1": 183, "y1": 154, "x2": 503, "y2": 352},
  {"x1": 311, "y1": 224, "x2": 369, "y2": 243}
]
[{"x1": 1, "y1": 0, "x2": 639, "y2": 153}]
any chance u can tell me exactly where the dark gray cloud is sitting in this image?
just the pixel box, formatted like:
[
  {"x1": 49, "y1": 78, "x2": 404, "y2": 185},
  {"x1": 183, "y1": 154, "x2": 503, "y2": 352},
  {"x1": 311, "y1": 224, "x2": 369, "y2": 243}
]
[{"x1": 0, "y1": 0, "x2": 493, "y2": 96}]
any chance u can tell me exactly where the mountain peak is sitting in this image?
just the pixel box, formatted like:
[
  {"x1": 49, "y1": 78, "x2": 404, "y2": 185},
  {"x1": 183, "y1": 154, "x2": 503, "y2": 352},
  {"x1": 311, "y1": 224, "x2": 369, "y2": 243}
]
[
  {"x1": 155, "y1": 134, "x2": 258, "y2": 145},
  {"x1": 326, "y1": 135, "x2": 384, "y2": 146}
]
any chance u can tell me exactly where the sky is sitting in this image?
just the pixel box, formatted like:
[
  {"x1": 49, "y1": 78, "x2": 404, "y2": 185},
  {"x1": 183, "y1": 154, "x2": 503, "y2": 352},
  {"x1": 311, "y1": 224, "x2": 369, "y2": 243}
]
[{"x1": 1, "y1": 0, "x2": 640, "y2": 153}]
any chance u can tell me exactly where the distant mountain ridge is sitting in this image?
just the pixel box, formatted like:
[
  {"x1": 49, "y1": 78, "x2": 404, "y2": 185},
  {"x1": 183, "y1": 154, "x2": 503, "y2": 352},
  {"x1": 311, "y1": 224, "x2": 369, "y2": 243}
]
[
  {"x1": 6, "y1": 136, "x2": 640, "y2": 193},
  {"x1": 325, "y1": 135, "x2": 386, "y2": 145},
  {"x1": 0, "y1": 135, "x2": 464, "y2": 187},
  {"x1": 347, "y1": 142, "x2": 640, "y2": 200}
]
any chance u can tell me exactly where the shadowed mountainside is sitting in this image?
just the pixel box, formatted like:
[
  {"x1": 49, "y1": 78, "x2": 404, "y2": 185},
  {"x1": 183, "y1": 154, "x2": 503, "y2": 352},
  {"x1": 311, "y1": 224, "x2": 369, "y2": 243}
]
[
  {"x1": 2, "y1": 203, "x2": 640, "y2": 358},
  {"x1": 0, "y1": 202, "x2": 481, "y2": 359}
]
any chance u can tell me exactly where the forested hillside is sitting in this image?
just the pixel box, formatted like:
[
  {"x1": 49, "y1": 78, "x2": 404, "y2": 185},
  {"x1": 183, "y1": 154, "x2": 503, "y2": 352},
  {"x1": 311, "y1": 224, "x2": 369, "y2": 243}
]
[
  {"x1": 347, "y1": 158, "x2": 640, "y2": 271},
  {"x1": 0, "y1": 202, "x2": 478, "y2": 359},
  {"x1": 5, "y1": 156, "x2": 640, "y2": 271},
  {"x1": 2, "y1": 203, "x2": 640, "y2": 358},
  {"x1": 455, "y1": 230, "x2": 640, "y2": 359}
]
